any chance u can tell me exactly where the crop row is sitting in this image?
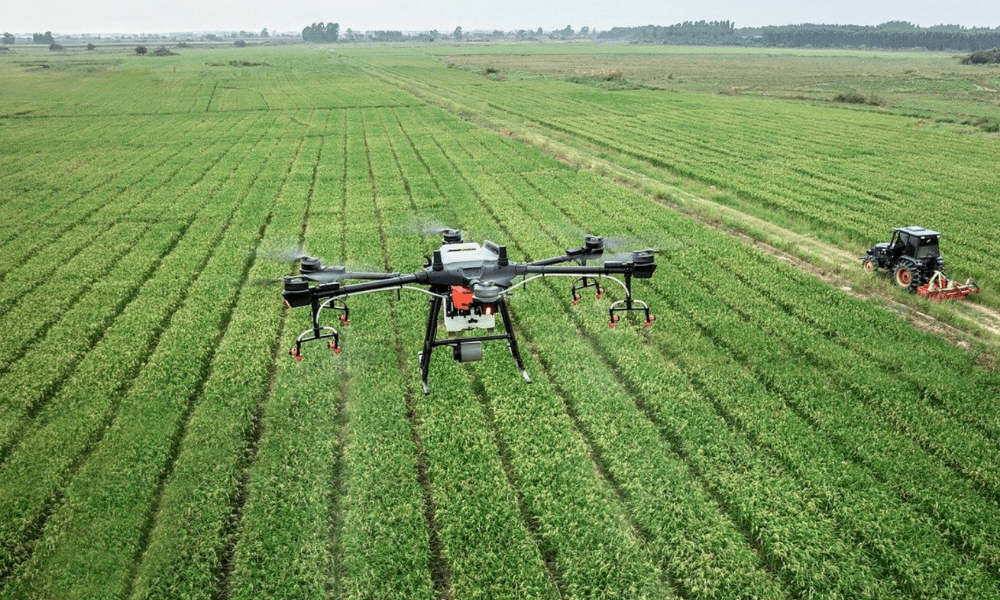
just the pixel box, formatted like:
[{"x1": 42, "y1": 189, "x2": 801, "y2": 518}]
[
  {"x1": 0, "y1": 113, "x2": 255, "y2": 292},
  {"x1": 0, "y1": 117, "x2": 267, "y2": 374},
  {"x1": 0, "y1": 112, "x2": 279, "y2": 453},
  {"x1": 0, "y1": 112, "x2": 176, "y2": 217},
  {"x1": 217, "y1": 108, "x2": 439, "y2": 599},
  {"x1": 4, "y1": 133, "x2": 288, "y2": 599},
  {"x1": 682, "y1": 248, "x2": 1000, "y2": 576},
  {"x1": 0, "y1": 114, "x2": 286, "y2": 588},
  {"x1": 124, "y1": 117, "x2": 318, "y2": 600},
  {"x1": 0, "y1": 111, "x2": 248, "y2": 256},
  {"x1": 0, "y1": 47, "x2": 417, "y2": 118}
]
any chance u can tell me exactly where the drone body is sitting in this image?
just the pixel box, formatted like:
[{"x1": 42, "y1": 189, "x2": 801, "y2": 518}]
[{"x1": 282, "y1": 230, "x2": 656, "y2": 394}]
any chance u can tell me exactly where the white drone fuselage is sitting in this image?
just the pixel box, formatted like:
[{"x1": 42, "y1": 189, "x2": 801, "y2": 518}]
[
  {"x1": 439, "y1": 242, "x2": 498, "y2": 332},
  {"x1": 444, "y1": 303, "x2": 495, "y2": 332}
]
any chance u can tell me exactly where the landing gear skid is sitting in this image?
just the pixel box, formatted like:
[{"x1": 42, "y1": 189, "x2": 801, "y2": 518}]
[
  {"x1": 605, "y1": 273, "x2": 654, "y2": 327},
  {"x1": 288, "y1": 297, "x2": 349, "y2": 360}
]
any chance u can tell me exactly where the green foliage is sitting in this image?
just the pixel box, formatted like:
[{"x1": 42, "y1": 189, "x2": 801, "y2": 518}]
[
  {"x1": 594, "y1": 21, "x2": 1000, "y2": 51},
  {"x1": 565, "y1": 69, "x2": 651, "y2": 90},
  {"x1": 833, "y1": 88, "x2": 885, "y2": 105},
  {"x1": 302, "y1": 21, "x2": 339, "y2": 43},
  {"x1": 961, "y1": 47, "x2": 1000, "y2": 64},
  {"x1": 134, "y1": 45, "x2": 147, "y2": 55}
]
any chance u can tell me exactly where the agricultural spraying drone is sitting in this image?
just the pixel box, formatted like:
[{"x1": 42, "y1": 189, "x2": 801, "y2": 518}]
[{"x1": 279, "y1": 229, "x2": 657, "y2": 394}]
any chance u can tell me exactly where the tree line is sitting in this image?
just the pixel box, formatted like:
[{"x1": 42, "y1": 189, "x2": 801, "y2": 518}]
[
  {"x1": 13, "y1": 20, "x2": 995, "y2": 52},
  {"x1": 296, "y1": 19, "x2": 998, "y2": 51},
  {"x1": 302, "y1": 22, "x2": 339, "y2": 43},
  {"x1": 597, "y1": 21, "x2": 1000, "y2": 51}
]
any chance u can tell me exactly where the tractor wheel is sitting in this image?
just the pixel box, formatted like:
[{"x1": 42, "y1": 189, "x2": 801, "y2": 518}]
[
  {"x1": 893, "y1": 261, "x2": 922, "y2": 292},
  {"x1": 862, "y1": 258, "x2": 876, "y2": 274}
]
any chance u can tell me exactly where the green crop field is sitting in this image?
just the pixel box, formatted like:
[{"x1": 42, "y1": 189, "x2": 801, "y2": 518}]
[{"x1": 1, "y1": 42, "x2": 999, "y2": 600}]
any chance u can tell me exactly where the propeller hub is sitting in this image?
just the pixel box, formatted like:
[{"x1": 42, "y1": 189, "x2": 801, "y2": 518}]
[
  {"x1": 632, "y1": 250, "x2": 655, "y2": 265},
  {"x1": 585, "y1": 235, "x2": 605, "y2": 252}
]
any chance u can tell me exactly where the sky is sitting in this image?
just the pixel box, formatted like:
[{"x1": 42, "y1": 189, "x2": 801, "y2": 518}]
[{"x1": 2, "y1": 0, "x2": 997, "y2": 35}]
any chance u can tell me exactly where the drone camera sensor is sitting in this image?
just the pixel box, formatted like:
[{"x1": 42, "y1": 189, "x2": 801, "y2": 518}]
[{"x1": 453, "y1": 341, "x2": 483, "y2": 363}]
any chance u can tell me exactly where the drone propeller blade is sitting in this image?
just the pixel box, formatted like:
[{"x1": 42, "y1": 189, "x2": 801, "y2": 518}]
[
  {"x1": 598, "y1": 248, "x2": 660, "y2": 264},
  {"x1": 599, "y1": 235, "x2": 656, "y2": 252},
  {"x1": 405, "y1": 216, "x2": 457, "y2": 236},
  {"x1": 301, "y1": 270, "x2": 350, "y2": 284},
  {"x1": 403, "y1": 216, "x2": 473, "y2": 245},
  {"x1": 259, "y1": 243, "x2": 313, "y2": 264},
  {"x1": 249, "y1": 277, "x2": 287, "y2": 287}
]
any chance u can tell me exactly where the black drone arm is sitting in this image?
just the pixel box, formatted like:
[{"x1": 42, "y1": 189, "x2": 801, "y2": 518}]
[
  {"x1": 283, "y1": 272, "x2": 427, "y2": 307},
  {"x1": 527, "y1": 254, "x2": 585, "y2": 266},
  {"x1": 519, "y1": 255, "x2": 656, "y2": 279},
  {"x1": 516, "y1": 252, "x2": 657, "y2": 327},
  {"x1": 328, "y1": 272, "x2": 405, "y2": 281},
  {"x1": 527, "y1": 235, "x2": 606, "y2": 266}
]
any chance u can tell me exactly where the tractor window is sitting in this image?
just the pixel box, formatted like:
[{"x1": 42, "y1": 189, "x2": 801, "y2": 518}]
[{"x1": 916, "y1": 241, "x2": 939, "y2": 259}]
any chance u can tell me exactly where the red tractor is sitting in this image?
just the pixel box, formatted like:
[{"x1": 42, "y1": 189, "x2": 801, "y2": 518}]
[{"x1": 862, "y1": 226, "x2": 979, "y2": 300}]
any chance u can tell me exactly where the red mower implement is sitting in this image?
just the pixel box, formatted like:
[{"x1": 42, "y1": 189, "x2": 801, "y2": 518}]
[{"x1": 916, "y1": 271, "x2": 980, "y2": 301}]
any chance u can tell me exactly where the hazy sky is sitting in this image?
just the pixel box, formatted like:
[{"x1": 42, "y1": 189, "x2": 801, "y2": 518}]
[{"x1": 3, "y1": 0, "x2": 997, "y2": 35}]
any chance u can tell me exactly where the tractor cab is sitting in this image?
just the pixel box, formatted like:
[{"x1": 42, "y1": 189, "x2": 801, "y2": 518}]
[
  {"x1": 864, "y1": 225, "x2": 944, "y2": 279},
  {"x1": 892, "y1": 226, "x2": 940, "y2": 260}
]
